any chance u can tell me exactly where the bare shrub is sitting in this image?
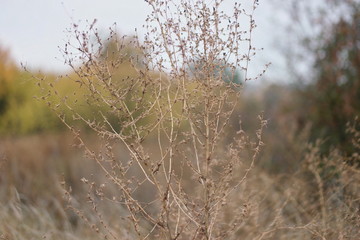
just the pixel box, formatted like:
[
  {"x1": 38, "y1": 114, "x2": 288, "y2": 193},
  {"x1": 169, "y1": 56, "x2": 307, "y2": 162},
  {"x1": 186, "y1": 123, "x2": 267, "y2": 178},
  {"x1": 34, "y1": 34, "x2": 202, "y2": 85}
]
[{"x1": 36, "y1": 0, "x2": 270, "y2": 239}]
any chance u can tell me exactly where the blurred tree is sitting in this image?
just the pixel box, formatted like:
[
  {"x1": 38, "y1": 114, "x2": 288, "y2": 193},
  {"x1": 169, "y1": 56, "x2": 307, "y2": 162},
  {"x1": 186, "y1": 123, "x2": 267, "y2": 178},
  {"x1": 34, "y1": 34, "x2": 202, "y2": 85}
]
[
  {"x1": 0, "y1": 45, "x2": 62, "y2": 135},
  {"x1": 0, "y1": 47, "x2": 17, "y2": 115},
  {"x1": 299, "y1": 2, "x2": 360, "y2": 157},
  {"x1": 189, "y1": 59, "x2": 243, "y2": 88},
  {"x1": 276, "y1": 0, "x2": 360, "y2": 159}
]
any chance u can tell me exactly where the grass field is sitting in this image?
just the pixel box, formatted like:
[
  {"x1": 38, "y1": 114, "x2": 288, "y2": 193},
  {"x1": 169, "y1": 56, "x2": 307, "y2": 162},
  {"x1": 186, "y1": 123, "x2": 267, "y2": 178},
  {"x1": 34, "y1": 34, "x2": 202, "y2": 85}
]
[{"x1": 0, "y1": 131, "x2": 359, "y2": 240}]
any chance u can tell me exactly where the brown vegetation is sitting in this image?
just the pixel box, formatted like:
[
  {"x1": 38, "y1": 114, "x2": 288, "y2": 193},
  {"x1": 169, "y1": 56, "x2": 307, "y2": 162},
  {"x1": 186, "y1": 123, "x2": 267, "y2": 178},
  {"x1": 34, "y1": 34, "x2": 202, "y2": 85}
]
[{"x1": 0, "y1": 0, "x2": 359, "y2": 239}]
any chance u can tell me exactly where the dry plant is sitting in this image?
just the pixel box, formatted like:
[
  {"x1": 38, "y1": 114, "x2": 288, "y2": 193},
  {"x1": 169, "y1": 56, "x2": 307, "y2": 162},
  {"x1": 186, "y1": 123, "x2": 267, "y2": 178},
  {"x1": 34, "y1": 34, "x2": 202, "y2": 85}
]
[
  {"x1": 254, "y1": 117, "x2": 360, "y2": 240},
  {"x1": 37, "y1": 0, "x2": 269, "y2": 239}
]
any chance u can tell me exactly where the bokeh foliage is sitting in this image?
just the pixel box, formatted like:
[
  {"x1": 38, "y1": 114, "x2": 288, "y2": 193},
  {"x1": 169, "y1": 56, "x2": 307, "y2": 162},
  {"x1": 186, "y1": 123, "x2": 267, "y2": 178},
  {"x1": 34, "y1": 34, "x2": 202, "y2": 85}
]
[
  {"x1": 0, "y1": 48, "x2": 61, "y2": 134},
  {"x1": 294, "y1": 1, "x2": 360, "y2": 158}
]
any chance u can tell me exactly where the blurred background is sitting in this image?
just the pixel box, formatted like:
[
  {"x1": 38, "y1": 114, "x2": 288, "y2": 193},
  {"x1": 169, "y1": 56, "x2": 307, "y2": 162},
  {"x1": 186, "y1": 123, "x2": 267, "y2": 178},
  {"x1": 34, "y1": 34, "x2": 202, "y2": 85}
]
[{"x1": 0, "y1": 0, "x2": 359, "y2": 239}]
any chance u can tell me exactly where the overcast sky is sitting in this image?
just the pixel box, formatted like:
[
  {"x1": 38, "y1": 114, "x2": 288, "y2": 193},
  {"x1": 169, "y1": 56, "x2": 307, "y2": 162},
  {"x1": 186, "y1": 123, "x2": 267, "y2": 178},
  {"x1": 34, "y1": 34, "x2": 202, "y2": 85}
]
[{"x1": 1, "y1": 0, "x2": 288, "y2": 81}]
